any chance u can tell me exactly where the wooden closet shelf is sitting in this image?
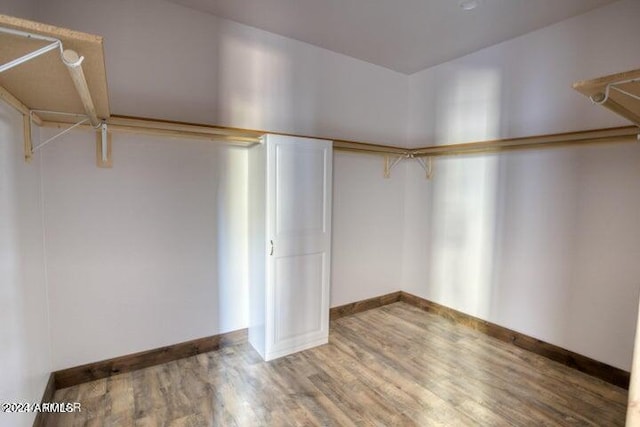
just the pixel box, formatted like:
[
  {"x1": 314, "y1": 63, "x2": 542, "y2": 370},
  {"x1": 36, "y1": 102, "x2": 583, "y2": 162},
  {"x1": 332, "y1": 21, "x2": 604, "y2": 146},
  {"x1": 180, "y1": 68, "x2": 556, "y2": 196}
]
[
  {"x1": 2, "y1": 13, "x2": 637, "y2": 160},
  {"x1": 574, "y1": 68, "x2": 640, "y2": 126},
  {"x1": 0, "y1": 14, "x2": 110, "y2": 120}
]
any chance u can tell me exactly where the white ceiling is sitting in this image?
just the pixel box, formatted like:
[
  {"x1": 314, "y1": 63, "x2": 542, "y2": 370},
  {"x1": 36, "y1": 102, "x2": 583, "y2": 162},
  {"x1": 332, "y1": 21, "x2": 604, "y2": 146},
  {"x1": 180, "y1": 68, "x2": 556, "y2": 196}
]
[{"x1": 167, "y1": 0, "x2": 617, "y2": 74}]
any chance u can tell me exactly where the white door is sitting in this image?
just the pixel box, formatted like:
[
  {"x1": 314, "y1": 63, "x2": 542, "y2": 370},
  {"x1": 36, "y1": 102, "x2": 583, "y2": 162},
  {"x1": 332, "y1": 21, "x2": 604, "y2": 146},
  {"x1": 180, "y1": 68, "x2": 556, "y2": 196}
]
[{"x1": 265, "y1": 134, "x2": 332, "y2": 360}]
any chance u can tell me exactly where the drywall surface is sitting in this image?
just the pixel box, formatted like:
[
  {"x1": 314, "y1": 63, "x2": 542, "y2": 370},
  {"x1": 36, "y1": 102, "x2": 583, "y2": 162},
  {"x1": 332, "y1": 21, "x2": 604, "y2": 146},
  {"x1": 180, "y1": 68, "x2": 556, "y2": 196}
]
[
  {"x1": 42, "y1": 133, "x2": 406, "y2": 368},
  {"x1": 404, "y1": 0, "x2": 640, "y2": 370},
  {"x1": 407, "y1": 0, "x2": 640, "y2": 147},
  {"x1": 35, "y1": 0, "x2": 408, "y2": 146},
  {"x1": 0, "y1": 103, "x2": 50, "y2": 426},
  {"x1": 31, "y1": 0, "x2": 640, "y2": 372},
  {"x1": 403, "y1": 144, "x2": 640, "y2": 370},
  {"x1": 0, "y1": 0, "x2": 36, "y2": 19},
  {"x1": 42, "y1": 131, "x2": 248, "y2": 369},
  {"x1": 32, "y1": 0, "x2": 410, "y2": 368},
  {"x1": 331, "y1": 152, "x2": 405, "y2": 306}
]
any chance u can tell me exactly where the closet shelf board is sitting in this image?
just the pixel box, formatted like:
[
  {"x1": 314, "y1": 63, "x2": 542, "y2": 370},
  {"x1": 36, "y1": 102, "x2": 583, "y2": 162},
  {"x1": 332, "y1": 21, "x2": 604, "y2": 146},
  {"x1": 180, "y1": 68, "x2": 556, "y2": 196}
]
[
  {"x1": 574, "y1": 68, "x2": 640, "y2": 126},
  {"x1": 0, "y1": 14, "x2": 110, "y2": 120}
]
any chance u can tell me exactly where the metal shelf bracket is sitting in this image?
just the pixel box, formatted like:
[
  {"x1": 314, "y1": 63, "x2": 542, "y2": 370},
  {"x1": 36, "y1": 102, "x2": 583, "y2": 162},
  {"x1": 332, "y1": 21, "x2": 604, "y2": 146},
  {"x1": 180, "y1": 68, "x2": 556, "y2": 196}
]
[
  {"x1": 383, "y1": 155, "x2": 407, "y2": 178},
  {"x1": 96, "y1": 121, "x2": 112, "y2": 168},
  {"x1": 30, "y1": 110, "x2": 88, "y2": 153},
  {"x1": 590, "y1": 78, "x2": 640, "y2": 105},
  {"x1": 0, "y1": 27, "x2": 63, "y2": 73},
  {"x1": 414, "y1": 156, "x2": 433, "y2": 180},
  {"x1": 383, "y1": 153, "x2": 433, "y2": 180}
]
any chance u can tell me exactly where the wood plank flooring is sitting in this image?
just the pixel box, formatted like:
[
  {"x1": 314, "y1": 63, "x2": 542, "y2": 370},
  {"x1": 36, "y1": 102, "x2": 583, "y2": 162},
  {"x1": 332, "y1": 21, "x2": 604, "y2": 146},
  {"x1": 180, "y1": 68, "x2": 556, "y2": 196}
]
[{"x1": 45, "y1": 302, "x2": 628, "y2": 426}]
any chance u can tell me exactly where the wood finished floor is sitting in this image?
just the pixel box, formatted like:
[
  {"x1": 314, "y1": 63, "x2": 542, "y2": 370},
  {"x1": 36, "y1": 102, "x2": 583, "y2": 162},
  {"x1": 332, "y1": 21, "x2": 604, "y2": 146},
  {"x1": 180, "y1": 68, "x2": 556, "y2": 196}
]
[{"x1": 45, "y1": 302, "x2": 627, "y2": 426}]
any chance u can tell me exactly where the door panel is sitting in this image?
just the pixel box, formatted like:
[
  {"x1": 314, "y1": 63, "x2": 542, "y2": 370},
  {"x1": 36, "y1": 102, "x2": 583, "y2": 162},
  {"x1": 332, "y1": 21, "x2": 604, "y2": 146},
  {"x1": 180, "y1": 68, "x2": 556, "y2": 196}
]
[
  {"x1": 275, "y1": 144, "x2": 328, "y2": 238},
  {"x1": 274, "y1": 253, "x2": 325, "y2": 343},
  {"x1": 266, "y1": 135, "x2": 332, "y2": 359}
]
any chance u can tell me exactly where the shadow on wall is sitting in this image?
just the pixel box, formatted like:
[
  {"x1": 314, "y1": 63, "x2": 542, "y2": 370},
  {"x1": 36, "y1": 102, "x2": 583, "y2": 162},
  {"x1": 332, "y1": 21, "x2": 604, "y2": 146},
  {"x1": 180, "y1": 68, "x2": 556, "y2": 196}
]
[
  {"x1": 214, "y1": 20, "x2": 319, "y2": 135},
  {"x1": 35, "y1": 128, "x2": 250, "y2": 369},
  {"x1": 217, "y1": 25, "x2": 282, "y2": 131},
  {"x1": 0, "y1": 101, "x2": 50, "y2": 410},
  {"x1": 213, "y1": 27, "x2": 293, "y2": 333},
  {"x1": 423, "y1": 64, "x2": 580, "y2": 346},
  {"x1": 0, "y1": 102, "x2": 31, "y2": 402},
  {"x1": 214, "y1": 145, "x2": 249, "y2": 333},
  {"x1": 418, "y1": 64, "x2": 640, "y2": 369},
  {"x1": 427, "y1": 67, "x2": 502, "y2": 321}
]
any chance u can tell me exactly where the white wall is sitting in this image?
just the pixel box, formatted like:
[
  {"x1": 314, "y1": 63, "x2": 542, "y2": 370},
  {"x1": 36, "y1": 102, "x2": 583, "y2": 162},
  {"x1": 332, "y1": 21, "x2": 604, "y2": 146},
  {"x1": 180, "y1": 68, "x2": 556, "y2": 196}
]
[
  {"x1": 403, "y1": 0, "x2": 640, "y2": 370},
  {"x1": 35, "y1": 0, "x2": 408, "y2": 146},
  {"x1": 41, "y1": 140, "x2": 405, "y2": 371},
  {"x1": 15, "y1": 0, "x2": 639, "y2": 373},
  {"x1": 566, "y1": 143, "x2": 640, "y2": 368},
  {"x1": 41, "y1": 130, "x2": 248, "y2": 369},
  {"x1": 0, "y1": 103, "x2": 51, "y2": 426},
  {"x1": 331, "y1": 152, "x2": 405, "y2": 306},
  {"x1": 32, "y1": 0, "x2": 408, "y2": 368},
  {"x1": 0, "y1": 0, "x2": 36, "y2": 20},
  {"x1": 408, "y1": 0, "x2": 640, "y2": 147},
  {"x1": 0, "y1": 3, "x2": 51, "y2": 426}
]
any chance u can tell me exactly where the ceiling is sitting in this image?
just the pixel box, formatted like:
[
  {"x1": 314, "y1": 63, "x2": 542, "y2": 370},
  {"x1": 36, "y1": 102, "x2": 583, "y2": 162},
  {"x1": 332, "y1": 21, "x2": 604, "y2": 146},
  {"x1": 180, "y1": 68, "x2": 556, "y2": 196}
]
[{"x1": 167, "y1": 0, "x2": 618, "y2": 74}]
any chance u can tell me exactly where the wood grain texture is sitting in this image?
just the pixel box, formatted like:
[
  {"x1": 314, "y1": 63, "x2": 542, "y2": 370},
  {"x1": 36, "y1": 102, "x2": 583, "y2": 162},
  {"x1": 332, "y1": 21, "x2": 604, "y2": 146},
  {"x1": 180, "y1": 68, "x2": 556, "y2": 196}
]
[
  {"x1": 329, "y1": 291, "x2": 401, "y2": 320},
  {"x1": 53, "y1": 329, "x2": 246, "y2": 390},
  {"x1": 0, "y1": 14, "x2": 110, "y2": 119},
  {"x1": 43, "y1": 303, "x2": 627, "y2": 426},
  {"x1": 400, "y1": 291, "x2": 630, "y2": 389},
  {"x1": 573, "y1": 69, "x2": 640, "y2": 94}
]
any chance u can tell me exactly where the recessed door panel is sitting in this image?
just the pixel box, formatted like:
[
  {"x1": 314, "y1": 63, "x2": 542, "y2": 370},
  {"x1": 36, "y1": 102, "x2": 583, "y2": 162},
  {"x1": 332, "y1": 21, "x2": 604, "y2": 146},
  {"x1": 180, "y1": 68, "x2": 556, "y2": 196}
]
[
  {"x1": 275, "y1": 145, "x2": 328, "y2": 237},
  {"x1": 274, "y1": 253, "x2": 325, "y2": 342}
]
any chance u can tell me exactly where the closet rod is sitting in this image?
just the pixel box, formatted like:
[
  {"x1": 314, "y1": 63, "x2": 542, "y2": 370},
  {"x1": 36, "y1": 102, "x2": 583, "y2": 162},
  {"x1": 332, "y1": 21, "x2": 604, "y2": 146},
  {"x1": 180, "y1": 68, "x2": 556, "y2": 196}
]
[
  {"x1": 332, "y1": 140, "x2": 408, "y2": 156},
  {"x1": 42, "y1": 117, "x2": 260, "y2": 145},
  {"x1": 109, "y1": 116, "x2": 409, "y2": 155},
  {"x1": 43, "y1": 115, "x2": 410, "y2": 155},
  {"x1": 42, "y1": 116, "x2": 637, "y2": 158},
  {"x1": 411, "y1": 126, "x2": 639, "y2": 157},
  {"x1": 62, "y1": 49, "x2": 100, "y2": 128}
]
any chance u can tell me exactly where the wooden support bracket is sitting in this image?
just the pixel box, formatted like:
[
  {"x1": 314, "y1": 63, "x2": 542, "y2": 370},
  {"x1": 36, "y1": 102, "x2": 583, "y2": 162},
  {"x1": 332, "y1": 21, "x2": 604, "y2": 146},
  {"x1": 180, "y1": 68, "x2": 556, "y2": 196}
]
[
  {"x1": 22, "y1": 113, "x2": 32, "y2": 162},
  {"x1": 0, "y1": 85, "x2": 45, "y2": 163}
]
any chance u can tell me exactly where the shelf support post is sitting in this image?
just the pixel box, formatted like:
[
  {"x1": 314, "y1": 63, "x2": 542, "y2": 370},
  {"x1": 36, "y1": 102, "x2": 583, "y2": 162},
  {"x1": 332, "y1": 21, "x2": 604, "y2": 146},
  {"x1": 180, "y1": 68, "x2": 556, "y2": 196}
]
[
  {"x1": 383, "y1": 155, "x2": 405, "y2": 178},
  {"x1": 415, "y1": 156, "x2": 433, "y2": 180},
  {"x1": 96, "y1": 122, "x2": 112, "y2": 168},
  {"x1": 23, "y1": 113, "x2": 32, "y2": 162}
]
